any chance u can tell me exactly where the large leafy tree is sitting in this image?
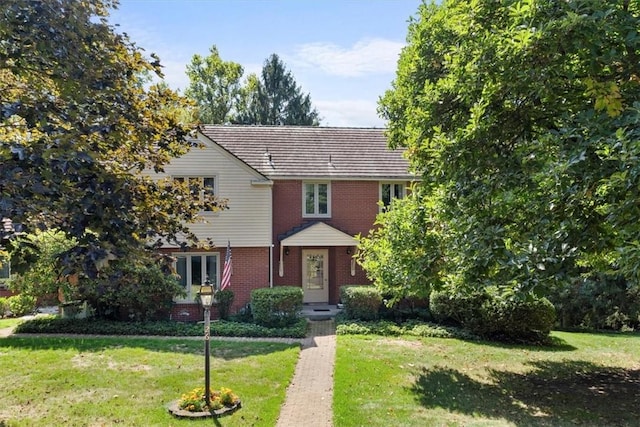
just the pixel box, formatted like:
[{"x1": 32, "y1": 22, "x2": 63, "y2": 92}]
[
  {"x1": 0, "y1": 0, "x2": 224, "y2": 277},
  {"x1": 185, "y1": 45, "x2": 244, "y2": 124},
  {"x1": 365, "y1": 0, "x2": 640, "y2": 299},
  {"x1": 235, "y1": 54, "x2": 320, "y2": 125}
]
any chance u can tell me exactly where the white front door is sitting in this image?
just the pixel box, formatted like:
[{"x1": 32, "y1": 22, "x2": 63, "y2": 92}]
[{"x1": 302, "y1": 249, "x2": 329, "y2": 303}]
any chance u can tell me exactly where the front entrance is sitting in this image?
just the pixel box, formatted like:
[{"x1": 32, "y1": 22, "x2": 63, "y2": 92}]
[{"x1": 302, "y1": 249, "x2": 329, "y2": 303}]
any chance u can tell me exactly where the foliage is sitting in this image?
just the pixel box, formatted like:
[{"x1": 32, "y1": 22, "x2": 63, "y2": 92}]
[
  {"x1": 430, "y1": 289, "x2": 555, "y2": 342},
  {"x1": 7, "y1": 293, "x2": 36, "y2": 317},
  {"x1": 339, "y1": 285, "x2": 383, "y2": 320},
  {"x1": 0, "y1": 0, "x2": 225, "y2": 278},
  {"x1": 336, "y1": 317, "x2": 478, "y2": 340},
  {"x1": 549, "y1": 274, "x2": 640, "y2": 331},
  {"x1": 251, "y1": 286, "x2": 303, "y2": 328},
  {"x1": 234, "y1": 54, "x2": 320, "y2": 125},
  {"x1": 0, "y1": 297, "x2": 9, "y2": 317},
  {"x1": 357, "y1": 191, "x2": 444, "y2": 304},
  {"x1": 177, "y1": 386, "x2": 239, "y2": 412},
  {"x1": 7, "y1": 229, "x2": 76, "y2": 300},
  {"x1": 215, "y1": 289, "x2": 235, "y2": 320},
  {"x1": 77, "y1": 252, "x2": 184, "y2": 321},
  {"x1": 14, "y1": 316, "x2": 308, "y2": 338},
  {"x1": 185, "y1": 45, "x2": 244, "y2": 124},
  {"x1": 375, "y1": 0, "x2": 640, "y2": 306}
]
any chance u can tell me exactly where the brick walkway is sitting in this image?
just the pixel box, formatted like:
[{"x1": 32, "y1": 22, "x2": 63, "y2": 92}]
[{"x1": 276, "y1": 319, "x2": 336, "y2": 427}]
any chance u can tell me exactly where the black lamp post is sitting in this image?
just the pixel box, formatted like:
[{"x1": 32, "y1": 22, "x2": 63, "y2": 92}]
[{"x1": 198, "y1": 280, "x2": 215, "y2": 409}]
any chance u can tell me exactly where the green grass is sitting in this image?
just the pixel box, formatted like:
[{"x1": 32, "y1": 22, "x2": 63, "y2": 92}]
[
  {"x1": 0, "y1": 317, "x2": 23, "y2": 330},
  {"x1": 0, "y1": 336, "x2": 299, "y2": 426},
  {"x1": 334, "y1": 331, "x2": 640, "y2": 426}
]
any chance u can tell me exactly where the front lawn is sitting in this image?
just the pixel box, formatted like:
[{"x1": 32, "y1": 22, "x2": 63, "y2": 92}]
[
  {"x1": 0, "y1": 336, "x2": 299, "y2": 426},
  {"x1": 334, "y1": 331, "x2": 640, "y2": 426}
]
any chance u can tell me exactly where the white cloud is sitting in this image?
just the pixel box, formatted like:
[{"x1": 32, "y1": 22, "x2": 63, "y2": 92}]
[
  {"x1": 293, "y1": 38, "x2": 405, "y2": 77},
  {"x1": 315, "y1": 99, "x2": 386, "y2": 128}
]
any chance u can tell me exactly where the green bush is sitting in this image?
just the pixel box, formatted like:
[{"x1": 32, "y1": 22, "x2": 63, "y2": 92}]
[
  {"x1": 80, "y1": 257, "x2": 183, "y2": 321},
  {"x1": 429, "y1": 289, "x2": 489, "y2": 331},
  {"x1": 430, "y1": 289, "x2": 556, "y2": 342},
  {"x1": 0, "y1": 297, "x2": 9, "y2": 317},
  {"x1": 340, "y1": 285, "x2": 383, "y2": 320},
  {"x1": 251, "y1": 286, "x2": 303, "y2": 328},
  {"x1": 7, "y1": 294, "x2": 37, "y2": 317},
  {"x1": 215, "y1": 289, "x2": 234, "y2": 320},
  {"x1": 548, "y1": 275, "x2": 640, "y2": 331},
  {"x1": 480, "y1": 297, "x2": 556, "y2": 340},
  {"x1": 14, "y1": 317, "x2": 308, "y2": 338}
]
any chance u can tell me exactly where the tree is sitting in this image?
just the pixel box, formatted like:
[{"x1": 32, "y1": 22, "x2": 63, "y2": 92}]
[
  {"x1": 368, "y1": 0, "x2": 640, "y2": 302},
  {"x1": 185, "y1": 45, "x2": 244, "y2": 124},
  {"x1": 0, "y1": 0, "x2": 225, "y2": 278},
  {"x1": 235, "y1": 54, "x2": 320, "y2": 125}
]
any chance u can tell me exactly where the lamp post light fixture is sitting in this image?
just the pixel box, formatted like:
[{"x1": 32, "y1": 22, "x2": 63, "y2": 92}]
[{"x1": 198, "y1": 279, "x2": 215, "y2": 409}]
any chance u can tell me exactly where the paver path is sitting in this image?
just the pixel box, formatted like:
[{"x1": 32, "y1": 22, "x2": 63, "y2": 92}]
[{"x1": 277, "y1": 319, "x2": 336, "y2": 427}]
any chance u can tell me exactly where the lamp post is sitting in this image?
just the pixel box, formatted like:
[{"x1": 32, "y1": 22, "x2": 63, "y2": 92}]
[{"x1": 198, "y1": 280, "x2": 215, "y2": 409}]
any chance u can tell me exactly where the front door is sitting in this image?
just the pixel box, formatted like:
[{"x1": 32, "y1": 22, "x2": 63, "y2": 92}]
[{"x1": 302, "y1": 249, "x2": 329, "y2": 303}]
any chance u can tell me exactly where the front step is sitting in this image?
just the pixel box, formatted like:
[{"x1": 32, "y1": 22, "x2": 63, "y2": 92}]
[{"x1": 301, "y1": 304, "x2": 342, "y2": 320}]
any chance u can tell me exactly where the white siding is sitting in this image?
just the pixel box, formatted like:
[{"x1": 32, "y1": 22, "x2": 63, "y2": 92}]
[{"x1": 149, "y1": 134, "x2": 272, "y2": 247}]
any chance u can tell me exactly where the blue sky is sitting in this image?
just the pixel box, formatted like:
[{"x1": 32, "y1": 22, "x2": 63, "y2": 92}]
[{"x1": 109, "y1": 0, "x2": 422, "y2": 127}]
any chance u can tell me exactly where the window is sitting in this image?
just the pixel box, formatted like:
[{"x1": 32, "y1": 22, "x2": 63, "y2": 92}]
[
  {"x1": 0, "y1": 257, "x2": 10, "y2": 286},
  {"x1": 173, "y1": 253, "x2": 219, "y2": 302},
  {"x1": 380, "y1": 182, "x2": 405, "y2": 208},
  {"x1": 173, "y1": 176, "x2": 216, "y2": 211},
  {"x1": 303, "y1": 182, "x2": 330, "y2": 217}
]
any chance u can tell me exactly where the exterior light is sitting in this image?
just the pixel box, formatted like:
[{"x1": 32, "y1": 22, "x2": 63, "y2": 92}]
[{"x1": 198, "y1": 278, "x2": 215, "y2": 409}]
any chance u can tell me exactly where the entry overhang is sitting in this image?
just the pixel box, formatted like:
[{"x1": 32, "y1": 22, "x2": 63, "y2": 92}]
[
  {"x1": 278, "y1": 222, "x2": 357, "y2": 277},
  {"x1": 280, "y1": 222, "x2": 357, "y2": 247}
]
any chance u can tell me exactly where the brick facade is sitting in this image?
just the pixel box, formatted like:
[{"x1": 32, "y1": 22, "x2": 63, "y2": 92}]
[
  {"x1": 164, "y1": 246, "x2": 270, "y2": 321},
  {"x1": 272, "y1": 180, "x2": 380, "y2": 304}
]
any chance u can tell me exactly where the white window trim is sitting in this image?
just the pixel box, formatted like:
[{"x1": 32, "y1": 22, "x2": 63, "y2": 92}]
[
  {"x1": 172, "y1": 176, "x2": 218, "y2": 211},
  {"x1": 380, "y1": 181, "x2": 406, "y2": 210},
  {"x1": 302, "y1": 181, "x2": 331, "y2": 218},
  {"x1": 173, "y1": 252, "x2": 220, "y2": 303}
]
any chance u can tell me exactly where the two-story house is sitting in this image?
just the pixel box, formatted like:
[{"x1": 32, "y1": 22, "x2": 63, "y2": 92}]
[{"x1": 158, "y1": 125, "x2": 411, "y2": 321}]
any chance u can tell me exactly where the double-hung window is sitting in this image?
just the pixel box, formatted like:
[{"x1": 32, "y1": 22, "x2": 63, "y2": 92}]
[
  {"x1": 380, "y1": 182, "x2": 405, "y2": 209},
  {"x1": 174, "y1": 253, "x2": 219, "y2": 302},
  {"x1": 173, "y1": 176, "x2": 216, "y2": 211},
  {"x1": 303, "y1": 182, "x2": 330, "y2": 217}
]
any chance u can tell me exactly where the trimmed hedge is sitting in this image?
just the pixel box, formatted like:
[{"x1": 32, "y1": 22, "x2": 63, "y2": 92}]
[
  {"x1": 0, "y1": 297, "x2": 9, "y2": 317},
  {"x1": 340, "y1": 285, "x2": 383, "y2": 320},
  {"x1": 251, "y1": 286, "x2": 303, "y2": 328},
  {"x1": 14, "y1": 316, "x2": 308, "y2": 338},
  {"x1": 430, "y1": 290, "x2": 556, "y2": 342}
]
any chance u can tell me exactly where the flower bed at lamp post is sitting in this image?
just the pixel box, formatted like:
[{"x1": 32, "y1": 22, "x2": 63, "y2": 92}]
[{"x1": 167, "y1": 386, "x2": 241, "y2": 419}]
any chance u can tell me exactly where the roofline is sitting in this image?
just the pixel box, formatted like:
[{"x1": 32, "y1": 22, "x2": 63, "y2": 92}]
[
  {"x1": 195, "y1": 129, "x2": 270, "y2": 181},
  {"x1": 264, "y1": 175, "x2": 416, "y2": 181}
]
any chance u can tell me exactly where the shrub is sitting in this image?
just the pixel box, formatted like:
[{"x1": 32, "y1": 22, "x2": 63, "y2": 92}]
[
  {"x1": 14, "y1": 317, "x2": 308, "y2": 338},
  {"x1": 0, "y1": 297, "x2": 9, "y2": 317},
  {"x1": 251, "y1": 286, "x2": 303, "y2": 328},
  {"x1": 340, "y1": 285, "x2": 383, "y2": 320},
  {"x1": 80, "y1": 257, "x2": 184, "y2": 321},
  {"x1": 379, "y1": 296, "x2": 432, "y2": 322},
  {"x1": 430, "y1": 289, "x2": 556, "y2": 342},
  {"x1": 548, "y1": 275, "x2": 640, "y2": 331},
  {"x1": 480, "y1": 296, "x2": 556, "y2": 340},
  {"x1": 429, "y1": 289, "x2": 489, "y2": 331},
  {"x1": 215, "y1": 289, "x2": 234, "y2": 320},
  {"x1": 7, "y1": 294, "x2": 37, "y2": 317}
]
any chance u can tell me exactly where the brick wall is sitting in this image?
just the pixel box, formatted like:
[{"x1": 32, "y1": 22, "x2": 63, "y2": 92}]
[
  {"x1": 164, "y1": 246, "x2": 270, "y2": 321},
  {"x1": 272, "y1": 180, "x2": 380, "y2": 303}
]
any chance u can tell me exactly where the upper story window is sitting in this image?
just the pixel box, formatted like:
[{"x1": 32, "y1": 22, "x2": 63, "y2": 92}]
[
  {"x1": 303, "y1": 182, "x2": 330, "y2": 217},
  {"x1": 173, "y1": 253, "x2": 219, "y2": 302},
  {"x1": 380, "y1": 182, "x2": 405, "y2": 209},
  {"x1": 0, "y1": 257, "x2": 10, "y2": 285},
  {"x1": 173, "y1": 176, "x2": 216, "y2": 211}
]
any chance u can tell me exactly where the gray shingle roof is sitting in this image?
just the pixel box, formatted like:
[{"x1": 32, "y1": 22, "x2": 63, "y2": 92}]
[{"x1": 199, "y1": 125, "x2": 412, "y2": 179}]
